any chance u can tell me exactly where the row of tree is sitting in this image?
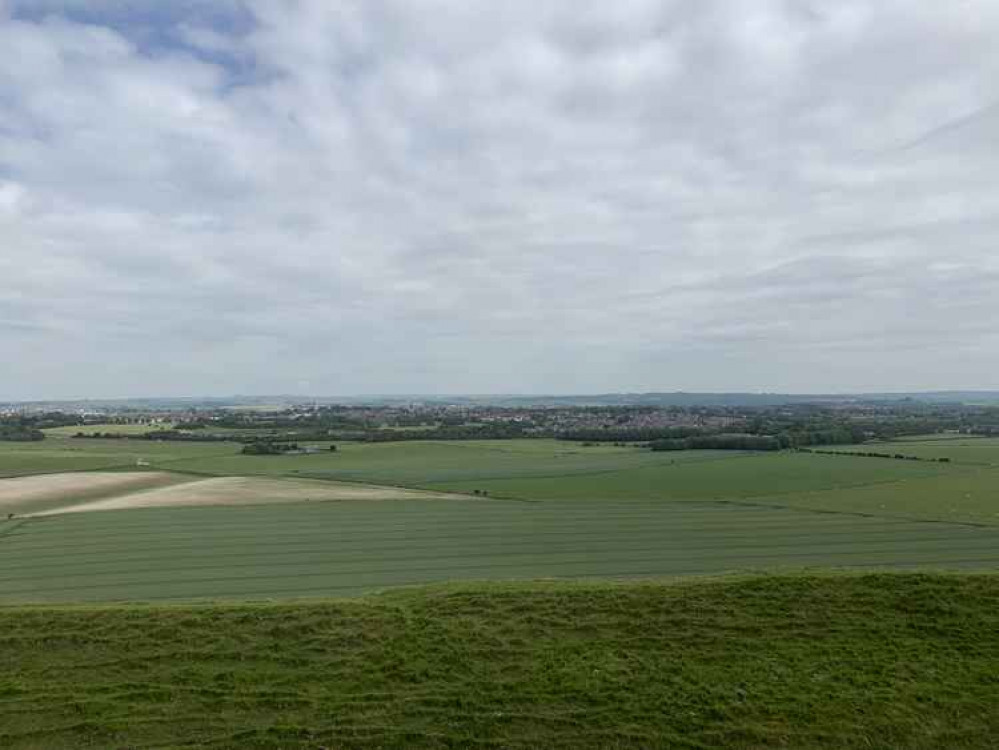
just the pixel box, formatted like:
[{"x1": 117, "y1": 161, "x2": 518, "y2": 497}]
[
  {"x1": 799, "y1": 448, "x2": 951, "y2": 463},
  {"x1": 72, "y1": 430, "x2": 232, "y2": 442},
  {"x1": 0, "y1": 425, "x2": 45, "y2": 441},
  {"x1": 241, "y1": 442, "x2": 337, "y2": 455},
  {"x1": 650, "y1": 434, "x2": 782, "y2": 452}
]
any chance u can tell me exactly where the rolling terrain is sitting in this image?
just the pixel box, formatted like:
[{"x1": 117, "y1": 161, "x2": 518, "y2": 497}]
[
  {"x1": 1, "y1": 435, "x2": 999, "y2": 603},
  {"x1": 2, "y1": 434, "x2": 999, "y2": 747},
  {"x1": 2, "y1": 574, "x2": 997, "y2": 749},
  {"x1": 3, "y1": 498, "x2": 998, "y2": 603}
]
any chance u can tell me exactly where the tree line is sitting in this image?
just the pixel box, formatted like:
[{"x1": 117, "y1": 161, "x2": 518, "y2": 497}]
[
  {"x1": 72, "y1": 430, "x2": 232, "y2": 442},
  {"x1": 241, "y1": 442, "x2": 338, "y2": 455},
  {"x1": 799, "y1": 448, "x2": 951, "y2": 463},
  {"x1": 650, "y1": 434, "x2": 782, "y2": 452},
  {"x1": 0, "y1": 425, "x2": 44, "y2": 441}
]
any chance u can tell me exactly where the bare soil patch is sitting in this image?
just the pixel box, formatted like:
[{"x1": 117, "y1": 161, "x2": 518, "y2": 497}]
[
  {"x1": 33, "y1": 476, "x2": 467, "y2": 515},
  {"x1": 0, "y1": 472, "x2": 186, "y2": 515}
]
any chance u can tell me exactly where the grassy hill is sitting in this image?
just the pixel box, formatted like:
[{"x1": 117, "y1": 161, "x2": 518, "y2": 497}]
[{"x1": 2, "y1": 574, "x2": 998, "y2": 749}]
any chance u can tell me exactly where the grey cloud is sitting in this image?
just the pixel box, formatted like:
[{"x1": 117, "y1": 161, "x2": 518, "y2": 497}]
[{"x1": 2, "y1": 0, "x2": 999, "y2": 399}]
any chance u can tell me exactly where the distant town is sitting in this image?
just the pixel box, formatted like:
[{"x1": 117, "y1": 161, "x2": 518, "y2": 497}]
[{"x1": 4, "y1": 393, "x2": 999, "y2": 451}]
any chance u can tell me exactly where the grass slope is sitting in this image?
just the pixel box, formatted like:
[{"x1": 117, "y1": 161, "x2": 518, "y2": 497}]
[
  {"x1": 3, "y1": 500, "x2": 998, "y2": 603},
  {"x1": 2, "y1": 574, "x2": 997, "y2": 749}
]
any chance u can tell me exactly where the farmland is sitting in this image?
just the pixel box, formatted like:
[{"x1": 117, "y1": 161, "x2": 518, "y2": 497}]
[
  {"x1": 111, "y1": 437, "x2": 976, "y2": 505},
  {"x1": 823, "y1": 435, "x2": 999, "y2": 465},
  {"x1": 0, "y1": 435, "x2": 997, "y2": 602},
  {"x1": 155, "y1": 438, "x2": 697, "y2": 485},
  {"x1": 0, "y1": 437, "x2": 241, "y2": 478},
  {"x1": 2, "y1": 432, "x2": 999, "y2": 747},
  {"x1": 3, "y1": 493, "x2": 999, "y2": 603},
  {"x1": 129, "y1": 436, "x2": 999, "y2": 525},
  {"x1": 0, "y1": 471, "x2": 188, "y2": 516}
]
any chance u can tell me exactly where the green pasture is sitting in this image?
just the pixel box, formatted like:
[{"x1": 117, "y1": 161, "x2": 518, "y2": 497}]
[
  {"x1": 824, "y1": 436, "x2": 999, "y2": 466},
  {"x1": 2, "y1": 499, "x2": 997, "y2": 603},
  {"x1": 4, "y1": 438, "x2": 993, "y2": 526},
  {"x1": 157, "y1": 439, "x2": 729, "y2": 486},
  {"x1": 888, "y1": 433, "x2": 977, "y2": 442},
  {"x1": 762, "y1": 466, "x2": 999, "y2": 525},
  {"x1": 0, "y1": 438, "x2": 241, "y2": 478},
  {"x1": 421, "y1": 451, "x2": 958, "y2": 501},
  {"x1": 149, "y1": 440, "x2": 962, "y2": 505},
  {"x1": 2, "y1": 574, "x2": 998, "y2": 749}
]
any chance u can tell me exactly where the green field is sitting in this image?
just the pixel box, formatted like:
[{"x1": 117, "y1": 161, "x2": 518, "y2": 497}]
[
  {"x1": 1, "y1": 437, "x2": 998, "y2": 605},
  {"x1": 0, "y1": 437, "x2": 241, "y2": 478},
  {"x1": 420, "y1": 452, "x2": 957, "y2": 501},
  {"x1": 140, "y1": 439, "x2": 965, "y2": 504},
  {"x1": 764, "y1": 466, "x2": 999, "y2": 525},
  {"x1": 156, "y1": 439, "x2": 705, "y2": 485},
  {"x1": 825, "y1": 436, "x2": 999, "y2": 466},
  {"x1": 3, "y1": 437, "x2": 999, "y2": 746},
  {"x1": 2, "y1": 574, "x2": 997, "y2": 749},
  {"x1": 140, "y1": 438, "x2": 999, "y2": 525},
  {"x1": 2, "y1": 498, "x2": 998, "y2": 603}
]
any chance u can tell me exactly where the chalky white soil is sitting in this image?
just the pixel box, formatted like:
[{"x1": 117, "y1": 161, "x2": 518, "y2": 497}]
[{"x1": 30, "y1": 475, "x2": 466, "y2": 515}]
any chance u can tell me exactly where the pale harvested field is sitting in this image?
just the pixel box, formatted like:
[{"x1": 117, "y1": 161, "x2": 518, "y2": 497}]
[
  {"x1": 33, "y1": 476, "x2": 468, "y2": 515},
  {"x1": 0, "y1": 472, "x2": 187, "y2": 515}
]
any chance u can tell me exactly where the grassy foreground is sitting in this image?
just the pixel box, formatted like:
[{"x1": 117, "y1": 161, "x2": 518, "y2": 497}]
[{"x1": 3, "y1": 574, "x2": 998, "y2": 749}]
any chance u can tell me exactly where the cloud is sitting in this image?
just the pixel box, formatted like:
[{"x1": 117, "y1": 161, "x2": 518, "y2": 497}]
[{"x1": 2, "y1": 0, "x2": 999, "y2": 399}]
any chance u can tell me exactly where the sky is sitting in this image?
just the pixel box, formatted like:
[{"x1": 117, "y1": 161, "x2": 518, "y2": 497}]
[{"x1": 2, "y1": 0, "x2": 999, "y2": 400}]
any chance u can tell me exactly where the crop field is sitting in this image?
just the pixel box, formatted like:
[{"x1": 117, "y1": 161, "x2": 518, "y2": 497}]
[
  {"x1": 3, "y1": 436, "x2": 999, "y2": 747},
  {"x1": 762, "y1": 466, "x2": 999, "y2": 525},
  {"x1": 149, "y1": 439, "x2": 964, "y2": 502},
  {"x1": 0, "y1": 437, "x2": 241, "y2": 478},
  {"x1": 417, "y1": 452, "x2": 958, "y2": 501},
  {"x1": 1, "y1": 437, "x2": 997, "y2": 604},
  {"x1": 2, "y1": 498, "x2": 998, "y2": 603},
  {"x1": 824, "y1": 436, "x2": 999, "y2": 466},
  {"x1": 157, "y1": 438, "x2": 719, "y2": 485}
]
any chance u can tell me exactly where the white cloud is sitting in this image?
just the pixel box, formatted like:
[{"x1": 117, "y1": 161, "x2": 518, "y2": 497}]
[{"x1": 2, "y1": 0, "x2": 999, "y2": 398}]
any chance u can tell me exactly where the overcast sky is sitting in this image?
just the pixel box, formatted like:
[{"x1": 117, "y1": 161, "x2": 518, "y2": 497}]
[{"x1": 2, "y1": 1, "x2": 998, "y2": 400}]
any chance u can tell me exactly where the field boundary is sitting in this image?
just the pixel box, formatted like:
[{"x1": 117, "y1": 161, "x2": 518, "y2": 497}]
[
  {"x1": 0, "y1": 517, "x2": 31, "y2": 542},
  {"x1": 721, "y1": 496, "x2": 999, "y2": 530},
  {"x1": 418, "y1": 455, "x2": 972, "y2": 503}
]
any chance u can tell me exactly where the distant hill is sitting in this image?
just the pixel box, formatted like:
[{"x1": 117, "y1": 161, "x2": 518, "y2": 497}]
[
  {"x1": 5, "y1": 390, "x2": 999, "y2": 412},
  {"x1": 439, "y1": 391, "x2": 999, "y2": 407}
]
